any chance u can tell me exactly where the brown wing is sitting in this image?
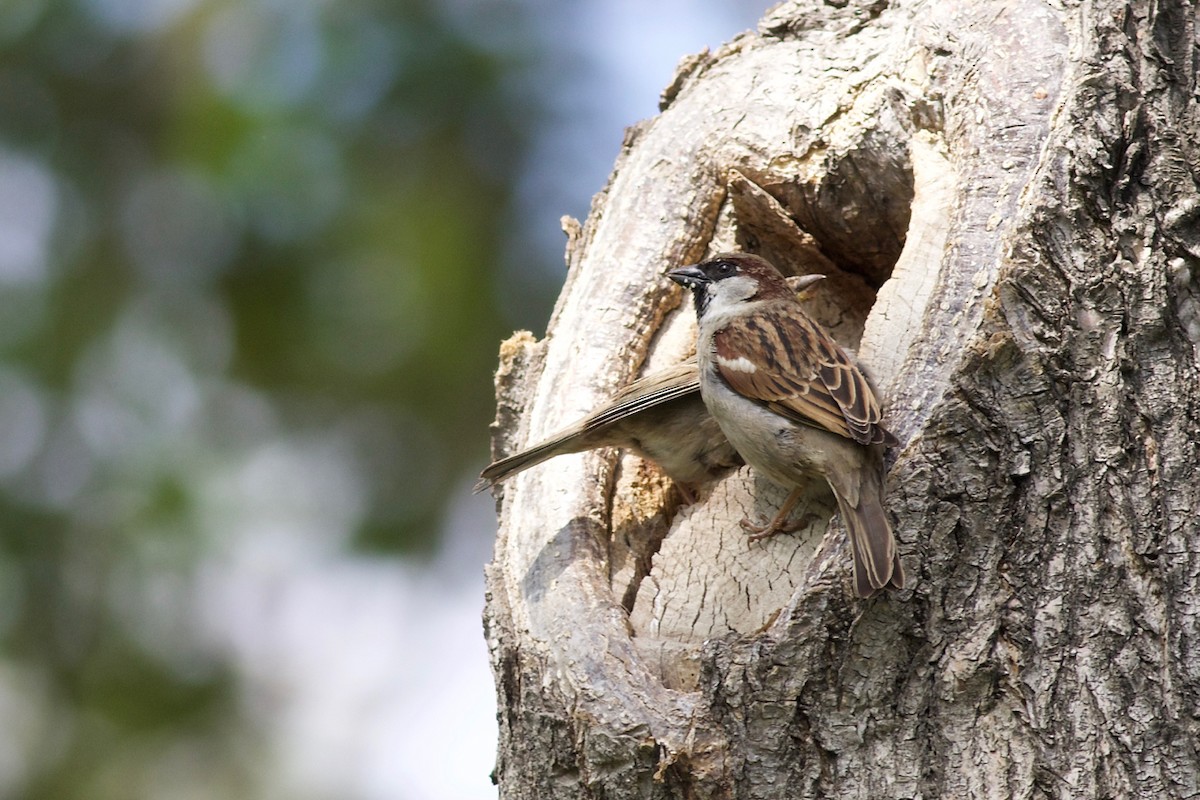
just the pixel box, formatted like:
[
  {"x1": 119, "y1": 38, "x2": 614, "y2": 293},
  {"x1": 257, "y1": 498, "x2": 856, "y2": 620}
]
[
  {"x1": 581, "y1": 359, "x2": 700, "y2": 432},
  {"x1": 712, "y1": 311, "x2": 895, "y2": 447},
  {"x1": 476, "y1": 360, "x2": 704, "y2": 491}
]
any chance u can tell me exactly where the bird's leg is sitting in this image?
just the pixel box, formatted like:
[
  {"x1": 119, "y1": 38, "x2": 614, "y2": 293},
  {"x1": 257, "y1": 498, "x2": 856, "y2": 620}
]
[
  {"x1": 674, "y1": 482, "x2": 697, "y2": 505},
  {"x1": 741, "y1": 487, "x2": 817, "y2": 541}
]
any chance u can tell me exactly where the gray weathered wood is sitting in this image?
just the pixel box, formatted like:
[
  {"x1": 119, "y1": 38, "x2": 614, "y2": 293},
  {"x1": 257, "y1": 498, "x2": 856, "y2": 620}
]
[{"x1": 484, "y1": 0, "x2": 1200, "y2": 796}]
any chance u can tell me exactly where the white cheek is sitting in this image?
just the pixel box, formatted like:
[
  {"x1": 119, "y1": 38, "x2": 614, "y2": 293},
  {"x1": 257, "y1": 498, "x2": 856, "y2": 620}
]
[{"x1": 703, "y1": 275, "x2": 759, "y2": 324}]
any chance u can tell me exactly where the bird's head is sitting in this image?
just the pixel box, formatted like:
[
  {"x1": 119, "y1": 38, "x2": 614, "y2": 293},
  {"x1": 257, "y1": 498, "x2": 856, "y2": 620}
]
[{"x1": 667, "y1": 253, "x2": 803, "y2": 320}]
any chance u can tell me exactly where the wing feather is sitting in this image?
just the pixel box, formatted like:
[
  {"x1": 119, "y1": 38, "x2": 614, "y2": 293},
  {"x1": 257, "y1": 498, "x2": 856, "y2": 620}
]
[
  {"x1": 582, "y1": 360, "x2": 700, "y2": 432},
  {"x1": 713, "y1": 311, "x2": 896, "y2": 446}
]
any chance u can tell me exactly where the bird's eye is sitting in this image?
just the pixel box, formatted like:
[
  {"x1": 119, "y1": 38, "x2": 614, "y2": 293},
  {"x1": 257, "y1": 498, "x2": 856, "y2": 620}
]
[{"x1": 715, "y1": 261, "x2": 733, "y2": 275}]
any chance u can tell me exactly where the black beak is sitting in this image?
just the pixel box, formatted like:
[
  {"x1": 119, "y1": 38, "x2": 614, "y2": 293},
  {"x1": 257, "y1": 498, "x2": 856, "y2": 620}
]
[{"x1": 667, "y1": 265, "x2": 708, "y2": 290}]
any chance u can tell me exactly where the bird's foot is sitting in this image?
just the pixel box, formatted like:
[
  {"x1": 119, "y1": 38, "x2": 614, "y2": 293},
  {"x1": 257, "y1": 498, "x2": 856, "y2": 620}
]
[
  {"x1": 741, "y1": 512, "x2": 817, "y2": 542},
  {"x1": 740, "y1": 487, "x2": 813, "y2": 542}
]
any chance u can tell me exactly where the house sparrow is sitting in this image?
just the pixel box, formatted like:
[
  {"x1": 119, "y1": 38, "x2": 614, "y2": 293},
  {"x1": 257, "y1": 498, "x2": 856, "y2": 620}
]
[
  {"x1": 479, "y1": 274, "x2": 828, "y2": 501},
  {"x1": 668, "y1": 253, "x2": 903, "y2": 597},
  {"x1": 476, "y1": 359, "x2": 738, "y2": 501}
]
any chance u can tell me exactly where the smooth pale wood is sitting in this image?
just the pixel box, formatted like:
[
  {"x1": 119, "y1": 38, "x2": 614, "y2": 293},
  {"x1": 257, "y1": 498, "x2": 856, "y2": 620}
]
[{"x1": 485, "y1": 0, "x2": 1200, "y2": 797}]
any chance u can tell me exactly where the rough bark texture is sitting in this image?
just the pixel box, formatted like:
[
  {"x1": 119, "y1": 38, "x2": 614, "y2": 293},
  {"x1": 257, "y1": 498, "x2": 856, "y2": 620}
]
[{"x1": 483, "y1": 0, "x2": 1200, "y2": 797}]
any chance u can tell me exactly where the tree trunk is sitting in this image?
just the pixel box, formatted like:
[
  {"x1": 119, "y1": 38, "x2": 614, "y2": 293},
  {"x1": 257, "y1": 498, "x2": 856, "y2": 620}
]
[{"x1": 483, "y1": 0, "x2": 1200, "y2": 797}]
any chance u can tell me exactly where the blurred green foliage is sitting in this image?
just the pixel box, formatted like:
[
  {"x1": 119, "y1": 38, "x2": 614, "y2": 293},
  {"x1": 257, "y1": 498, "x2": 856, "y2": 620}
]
[{"x1": 0, "y1": 0, "x2": 556, "y2": 795}]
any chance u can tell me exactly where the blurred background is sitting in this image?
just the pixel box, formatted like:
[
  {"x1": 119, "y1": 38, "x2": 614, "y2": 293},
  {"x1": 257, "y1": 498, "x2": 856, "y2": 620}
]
[{"x1": 0, "y1": 1, "x2": 764, "y2": 797}]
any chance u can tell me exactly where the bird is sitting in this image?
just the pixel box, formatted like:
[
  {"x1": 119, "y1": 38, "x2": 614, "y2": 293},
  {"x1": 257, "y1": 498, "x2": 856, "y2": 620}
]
[
  {"x1": 478, "y1": 274, "x2": 828, "y2": 502},
  {"x1": 667, "y1": 252, "x2": 904, "y2": 597},
  {"x1": 475, "y1": 359, "x2": 739, "y2": 501}
]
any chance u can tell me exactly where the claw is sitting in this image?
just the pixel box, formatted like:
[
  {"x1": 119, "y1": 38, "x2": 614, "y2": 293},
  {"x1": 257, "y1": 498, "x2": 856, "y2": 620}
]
[
  {"x1": 740, "y1": 487, "x2": 816, "y2": 542},
  {"x1": 741, "y1": 512, "x2": 816, "y2": 541}
]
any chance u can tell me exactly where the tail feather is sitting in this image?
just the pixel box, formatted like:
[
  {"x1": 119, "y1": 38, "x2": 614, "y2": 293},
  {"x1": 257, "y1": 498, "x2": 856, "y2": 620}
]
[
  {"x1": 474, "y1": 437, "x2": 577, "y2": 493},
  {"x1": 834, "y1": 490, "x2": 903, "y2": 598}
]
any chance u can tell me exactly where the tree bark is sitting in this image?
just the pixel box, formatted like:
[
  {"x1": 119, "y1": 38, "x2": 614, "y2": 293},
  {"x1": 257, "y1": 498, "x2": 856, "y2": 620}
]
[{"x1": 483, "y1": 0, "x2": 1200, "y2": 797}]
